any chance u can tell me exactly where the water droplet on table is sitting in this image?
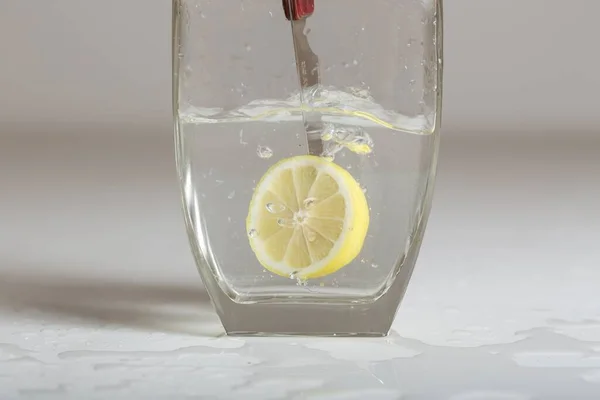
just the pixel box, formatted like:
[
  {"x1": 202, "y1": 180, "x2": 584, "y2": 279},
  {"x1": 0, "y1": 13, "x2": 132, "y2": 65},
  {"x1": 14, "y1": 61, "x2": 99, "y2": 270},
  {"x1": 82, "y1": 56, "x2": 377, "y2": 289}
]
[
  {"x1": 248, "y1": 229, "x2": 258, "y2": 238},
  {"x1": 448, "y1": 391, "x2": 532, "y2": 400}
]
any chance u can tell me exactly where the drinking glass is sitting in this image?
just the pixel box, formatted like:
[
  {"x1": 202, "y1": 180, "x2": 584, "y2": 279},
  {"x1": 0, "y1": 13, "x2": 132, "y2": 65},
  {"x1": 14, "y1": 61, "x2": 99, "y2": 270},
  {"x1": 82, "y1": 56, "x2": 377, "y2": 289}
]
[{"x1": 173, "y1": 0, "x2": 443, "y2": 336}]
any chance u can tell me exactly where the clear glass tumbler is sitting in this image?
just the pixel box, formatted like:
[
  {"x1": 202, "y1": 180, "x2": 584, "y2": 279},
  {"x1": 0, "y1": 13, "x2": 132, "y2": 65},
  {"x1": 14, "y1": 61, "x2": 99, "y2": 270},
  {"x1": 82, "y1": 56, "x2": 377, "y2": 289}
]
[{"x1": 173, "y1": 0, "x2": 443, "y2": 336}]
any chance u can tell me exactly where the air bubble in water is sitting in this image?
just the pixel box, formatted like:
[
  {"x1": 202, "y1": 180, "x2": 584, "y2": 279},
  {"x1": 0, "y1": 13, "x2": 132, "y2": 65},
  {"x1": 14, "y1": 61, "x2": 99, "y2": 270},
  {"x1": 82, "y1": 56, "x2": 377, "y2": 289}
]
[
  {"x1": 352, "y1": 59, "x2": 358, "y2": 66},
  {"x1": 245, "y1": 44, "x2": 252, "y2": 52},
  {"x1": 325, "y1": 125, "x2": 373, "y2": 155},
  {"x1": 277, "y1": 218, "x2": 294, "y2": 228},
  {"x1": 257, "y1": 145, "x2": 273, "y2": 159},
  {"x1": 228, "y1": 190, "x2": 236, "y2": 199},
  {"x1": 306, "y1": 230, "x2": 317, "y2": 242},
  {"x1": 183, "y1": 65, "x2": 193, "y2": 80},
  {"x1": 297, "y1": 278, "x2": 308, "y2": 287},
  {"x1": 320, "y1": 123, "x2": 335, "y2": 141},
  {"x1": 321, "y1": 141, "x2": 344, "y2": 160},
  {"x1": 289, "y1": 271, "x2": 307, "y2": 286},
  {"x1": 371, "y1": 263, "x2": 379, "y2": 269},
  {"x1": 266, "y1": 203, "x2": 286, "y2": 213},
  {"x1": 248, "y1": 229, "x2": 258, "y2": 238},
  {"x1": 303, "y1": 197, "x2": 317, "y2": 209}
]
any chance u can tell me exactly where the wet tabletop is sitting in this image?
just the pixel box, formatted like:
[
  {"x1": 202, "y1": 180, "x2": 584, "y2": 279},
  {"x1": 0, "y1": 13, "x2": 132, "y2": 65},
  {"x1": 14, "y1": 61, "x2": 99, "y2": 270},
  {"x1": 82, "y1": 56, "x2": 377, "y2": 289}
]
[{"x1": 0, "y1": 132, "x2": 599, "y2": 399}]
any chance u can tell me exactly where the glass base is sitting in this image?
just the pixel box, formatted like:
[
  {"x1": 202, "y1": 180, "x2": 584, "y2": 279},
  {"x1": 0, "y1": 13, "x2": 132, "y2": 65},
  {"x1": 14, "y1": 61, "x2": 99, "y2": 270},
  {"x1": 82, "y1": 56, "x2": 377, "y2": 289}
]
[
  {"x1": 223, "y1": 305, "x2": 392, "y2": 337},
  {"x1": 198, "y1": 237, "x2": 422, "y2": 337}
]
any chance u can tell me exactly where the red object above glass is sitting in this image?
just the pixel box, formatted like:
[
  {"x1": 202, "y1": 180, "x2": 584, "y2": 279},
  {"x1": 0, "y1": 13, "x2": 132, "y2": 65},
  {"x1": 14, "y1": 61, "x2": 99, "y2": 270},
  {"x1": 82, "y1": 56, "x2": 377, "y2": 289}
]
[{"x1": 282, "y1": 0, "x2": 315, "y2": 20}]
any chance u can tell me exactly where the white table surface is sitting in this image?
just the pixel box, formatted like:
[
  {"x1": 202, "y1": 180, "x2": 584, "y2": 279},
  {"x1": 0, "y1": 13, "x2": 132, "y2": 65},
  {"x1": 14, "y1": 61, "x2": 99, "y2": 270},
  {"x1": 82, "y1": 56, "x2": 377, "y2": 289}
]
[{"x1": 1, "y1": 130, "x2": 599, "y2": 399}]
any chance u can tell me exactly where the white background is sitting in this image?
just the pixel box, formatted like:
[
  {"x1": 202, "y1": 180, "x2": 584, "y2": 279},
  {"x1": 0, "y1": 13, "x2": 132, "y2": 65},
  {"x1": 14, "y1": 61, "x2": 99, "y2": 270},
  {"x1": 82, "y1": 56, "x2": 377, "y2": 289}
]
[{"x1": 1, "y1": 0, "x2": 600, "y2": 136}]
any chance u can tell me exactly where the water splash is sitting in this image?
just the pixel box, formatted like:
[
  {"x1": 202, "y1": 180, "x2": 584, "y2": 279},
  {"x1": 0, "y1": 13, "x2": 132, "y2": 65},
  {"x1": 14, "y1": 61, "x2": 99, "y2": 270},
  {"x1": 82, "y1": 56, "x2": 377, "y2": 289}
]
[
  {"x1": 320, "y1": 123, "x2": 373, "y2": 157},
  {"x1": 180, "y1": 86, "x2": 435, "y2": 136}
]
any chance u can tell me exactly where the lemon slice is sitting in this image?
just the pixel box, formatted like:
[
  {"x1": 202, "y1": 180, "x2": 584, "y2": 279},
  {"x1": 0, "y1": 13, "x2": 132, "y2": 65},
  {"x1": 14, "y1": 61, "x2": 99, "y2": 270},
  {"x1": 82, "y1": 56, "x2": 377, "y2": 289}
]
[{"x1": 246, "y1": 155, "x2": 369, "y2": 280}]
